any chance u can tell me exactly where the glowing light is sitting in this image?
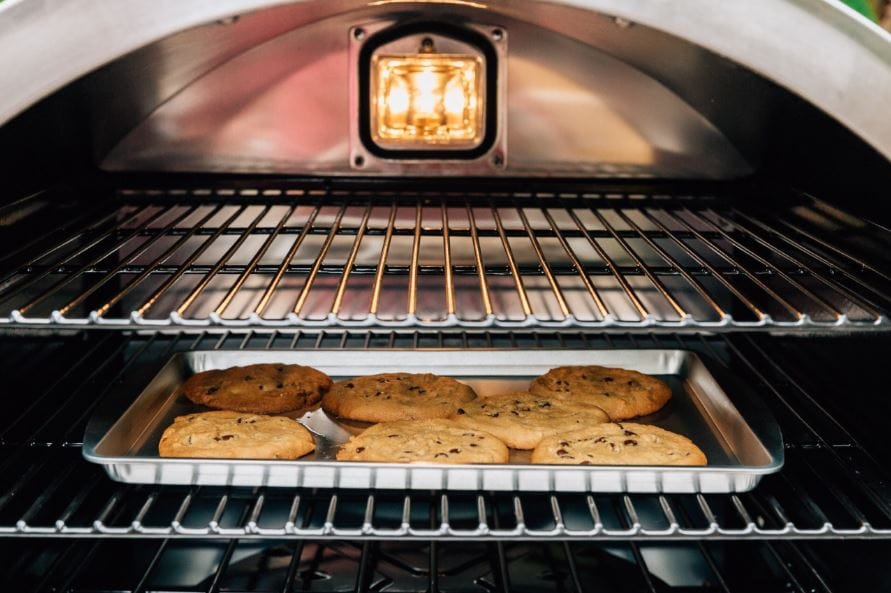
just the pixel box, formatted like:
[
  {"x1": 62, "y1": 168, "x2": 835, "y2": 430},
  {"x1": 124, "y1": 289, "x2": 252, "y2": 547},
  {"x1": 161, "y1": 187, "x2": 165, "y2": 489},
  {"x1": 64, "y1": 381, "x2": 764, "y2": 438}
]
[{"x1": 371, "y1": 52, "x2": 483, "y2": 149}]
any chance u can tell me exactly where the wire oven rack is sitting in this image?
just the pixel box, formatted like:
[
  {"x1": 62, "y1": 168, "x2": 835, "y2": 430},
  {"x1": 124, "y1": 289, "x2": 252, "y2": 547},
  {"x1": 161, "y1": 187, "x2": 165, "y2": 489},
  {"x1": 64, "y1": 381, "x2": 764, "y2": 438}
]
[
  {"x1": 0, "y1": 184, "x2": 888, "y2": 330},
  {"x1": 7, "y1": 536, "x2": 884, "y2": 592},
  {"x1": 0, "y1": 330, "x2": 889, "y2": 541}
]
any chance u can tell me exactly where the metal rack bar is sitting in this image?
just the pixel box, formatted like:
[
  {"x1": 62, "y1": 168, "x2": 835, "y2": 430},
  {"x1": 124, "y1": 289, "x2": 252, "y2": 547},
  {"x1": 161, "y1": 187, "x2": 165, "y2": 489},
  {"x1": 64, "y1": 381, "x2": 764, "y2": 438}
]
[
  {"x1": 688, "y1": 208, "x2": 871, "y2": 318},
  {"x1": 615, "y1": 208, "x2": 728, "y2": 320},
  {"x1": 124, "y1": 206, "x2": 266, "y2": 317},
  {"x1": 731, "y1": 208, "x2": 891, "y2": 314},
  {"x1": 515, "y1": 207, "x2": 572, "y2": 319},
  {"x1": 465, "y1": 206, "x2": 494, "y2": 318},
  {"x1": 740, "y1": 203, "x2": 891, "y2": 284},
  {"x1": 0, "y1": 204, "x2": 163, "y2": 310},
  {"x1": 652, "y1": 208, "x2": 800, "y2": 319},
  {"x1": 136, "y1": 206, "x2": 276, "y2": 317},
  {"x1": 254, "y1": 206, "x2": 322, "y2": 317},
  {"x1": 0, "y1": 203, "x2": 122, "y2": 273},
  {"x1": 441, "y1": 204, "x2": 457, "y2": 318},
  {"x1": 588, "y1": 206, "x2": 689, "y2": 320},
  {"x1": 331, "y1": 205, "x2": 372, "y2": 318},
  {"x1": 565, "y1": 207, "x2": 650, "y2": 319},
  {"x1": 368, "y1": 203, "x2": 398, "y2": 317},
  {"x1": 293, "y1": 206, "x2": 346, "y2": 317},
  {"x1": 491, "y1": 206, "x2": 534, "y2": 318},
  {"x1": 643, "y1": 209, "x2": 771, "y2": 318},
  {"x1": 541, "y1": 208, "x2": 609, "y2": 319},
  {"x1": 407, "y1": 204, "x2": 423, "y2": 318}
]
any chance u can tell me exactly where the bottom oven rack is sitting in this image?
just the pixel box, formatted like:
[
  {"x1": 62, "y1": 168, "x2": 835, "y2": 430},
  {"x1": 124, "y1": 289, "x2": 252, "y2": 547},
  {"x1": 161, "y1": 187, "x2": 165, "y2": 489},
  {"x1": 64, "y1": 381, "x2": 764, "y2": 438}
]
[
  {"x1": 6, "y1": 537, "x2": 887, "y2": 593},
  {"x1": 0, "y1": 331, "x2": 888, "y2": 542}
]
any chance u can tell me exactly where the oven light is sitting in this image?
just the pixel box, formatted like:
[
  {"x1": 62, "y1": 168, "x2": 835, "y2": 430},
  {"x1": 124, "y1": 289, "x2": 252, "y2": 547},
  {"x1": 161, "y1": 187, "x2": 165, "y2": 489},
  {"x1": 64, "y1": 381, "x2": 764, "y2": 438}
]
[{"x1": 371, "y1": 48, "x2": 484, "y2": 149}]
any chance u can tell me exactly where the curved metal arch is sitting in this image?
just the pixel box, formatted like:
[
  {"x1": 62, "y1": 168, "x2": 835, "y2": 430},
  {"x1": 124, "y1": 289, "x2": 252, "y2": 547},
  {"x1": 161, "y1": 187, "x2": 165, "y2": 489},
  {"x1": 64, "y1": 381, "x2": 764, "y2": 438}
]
[{"x1": 0, "y1": 0, "x2": 889, "y2": 160}]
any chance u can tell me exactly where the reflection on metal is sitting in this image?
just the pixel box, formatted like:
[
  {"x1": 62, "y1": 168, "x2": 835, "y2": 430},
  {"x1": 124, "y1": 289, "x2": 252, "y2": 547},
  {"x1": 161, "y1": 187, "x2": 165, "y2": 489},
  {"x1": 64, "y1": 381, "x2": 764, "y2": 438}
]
[
  {"x1": 1, "y1": 0, "x2": 889, "y2": 166},
  {"x1": 101, "y1": 9, "x2": 749, "y2": 178}
]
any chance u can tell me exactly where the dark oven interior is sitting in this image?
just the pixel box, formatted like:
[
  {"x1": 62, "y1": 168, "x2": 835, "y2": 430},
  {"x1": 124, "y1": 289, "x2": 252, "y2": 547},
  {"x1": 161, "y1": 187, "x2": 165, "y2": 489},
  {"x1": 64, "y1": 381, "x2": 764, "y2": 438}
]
[{"x1": 1, "y1": 1, "x2": 890, "y2": 592}]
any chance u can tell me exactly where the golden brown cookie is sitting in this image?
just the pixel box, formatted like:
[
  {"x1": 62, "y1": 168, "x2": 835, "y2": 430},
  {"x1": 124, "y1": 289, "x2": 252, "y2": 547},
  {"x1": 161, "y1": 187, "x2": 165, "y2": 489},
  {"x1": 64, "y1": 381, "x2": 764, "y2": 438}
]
[
  {"x1": 158, "y1": 411, "x2": 316, "y2": 459},
  {"x1": 335, "y1": 419, "x2": 509, "y2": 464},
  {"x1": 322, "y1": 373, "x2": 477, "y2": 423},
  {"x1": 529, "y1": 365, "x2": 671, "y2": 420},
  {"x1": 450, "y1": 391, "x2": 610, "y2": 449},
  {"x1": 531, "y1": 422, "x2": 707, "y2": 466},
  {"x1": 182, "y1": 363, "x2": 332, "y2": 414}
]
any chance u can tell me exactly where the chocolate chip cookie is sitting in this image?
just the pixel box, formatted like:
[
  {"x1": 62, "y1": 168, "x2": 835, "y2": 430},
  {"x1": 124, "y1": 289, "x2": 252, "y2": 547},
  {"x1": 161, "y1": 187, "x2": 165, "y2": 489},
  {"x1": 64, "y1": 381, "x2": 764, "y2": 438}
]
[
  {"x1": 529, "y1": 365, "x2": 671, "y2": 420},
  {"x1": 336, "y1": 419, "x2": 508, "y2": 463},
  {"x1": 450, "y1": 391, "x2": 610, "y2": 449},
  {"x1": 322, "y1": 373, "x2": 477, "y2": 423},
  {"x1": 183, "y1": 363, "x2": 332, "y2": 414},
  {"x1": 531, "y1": 422, "x2": 707, "y2": 466},
  {"x1": 159, "y1": 410, "x2": 316, "y2": 459}
]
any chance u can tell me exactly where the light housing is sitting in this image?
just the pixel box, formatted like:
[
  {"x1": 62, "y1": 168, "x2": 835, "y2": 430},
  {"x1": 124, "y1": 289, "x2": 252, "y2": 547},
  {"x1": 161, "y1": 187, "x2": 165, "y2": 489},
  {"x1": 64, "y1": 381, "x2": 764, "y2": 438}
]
[{"x1": 352, "y1": 22, "x2": 503, "y2": 165}]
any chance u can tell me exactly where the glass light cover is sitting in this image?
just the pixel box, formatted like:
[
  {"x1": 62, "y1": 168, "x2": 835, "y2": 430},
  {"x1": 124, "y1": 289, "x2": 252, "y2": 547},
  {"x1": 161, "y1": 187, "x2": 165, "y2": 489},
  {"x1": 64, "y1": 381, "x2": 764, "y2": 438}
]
[{"x1": 371, "y1": 53, "x2": 484, "y2": 149}]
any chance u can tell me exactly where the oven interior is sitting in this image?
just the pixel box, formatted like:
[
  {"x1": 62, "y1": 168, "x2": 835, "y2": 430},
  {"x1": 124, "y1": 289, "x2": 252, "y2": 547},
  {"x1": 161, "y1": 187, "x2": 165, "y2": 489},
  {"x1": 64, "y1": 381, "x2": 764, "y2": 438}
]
[{"x1": 0, "y1": 2, "x2": 890, "y2": 591}]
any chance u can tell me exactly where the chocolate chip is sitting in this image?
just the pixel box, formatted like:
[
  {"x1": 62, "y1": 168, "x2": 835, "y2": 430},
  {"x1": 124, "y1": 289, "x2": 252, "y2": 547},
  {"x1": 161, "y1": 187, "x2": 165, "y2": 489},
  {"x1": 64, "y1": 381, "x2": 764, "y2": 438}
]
[
  {"x1": 623, "y1": 429, "x2": 637, "y2": 437},
  {"x1": 624, "y1": 439, "x2": 638, "y2": 446},
  {"x1": 559, "y1": 441, "x2": 569, "y2": 447},
  {"x1": 580, "y1": 460, "x2": 592, "y2": 465},
  {"x1": 388, "y1": 434, "x2": 399, "y2": 438},
  {"x1": 510, "y1": 411, "x2": 519, "y2": 416},
  {"x1": 538, "y1": 401, "x2": 551, "y2": 408},
  {"x1": 276, "y1": 383, "x2": 284, "y2": 389},
  {"x1": 556, "y1": 448, "x2": 569, "y2": 456},
  {"x1": 449, "y1": 448, "x2": 460, "y2": 454},
  {"x1": 435, "y1": 452, "x2": 448, "y2": 458},
  {"x1": 456, "y1": 408, "x2": 466, "y2": 415},
  {"x1": 258, "y1": 385, "x2": 264, "y2": 390},
  {"x1": 480, "y1": 404, "x2": 487, "y2": 409},
  {"x1": 469, "y1": 443, "x2": 478, "y2": 447},
  {"x1": 276, "y1": 367, "x2": 284, "y2": 372},
  {"x1": 602, "y1": 377, "x2": 614, "y2": 382},
  {"x1": 244, "y1": 375, "x2": 254, "y2": 381},
  {"x1": 356, "y1": 447, "x2": 365, "y2": 453},
  {"x1": 346, "y1": 382, "x2": 354, "y2": 388},
  {"x1": 214, "y1": 434, "x2": 235, "y2": 441},
  {"x1": 594, "y1": 437, "x2": 607, "y2": 443},
  {"x1": 206, "y1": 386, "x2": 219, "y2": 395},
  {"x1": 489, "y1": 412, "x2": 500, "y2": 418}
]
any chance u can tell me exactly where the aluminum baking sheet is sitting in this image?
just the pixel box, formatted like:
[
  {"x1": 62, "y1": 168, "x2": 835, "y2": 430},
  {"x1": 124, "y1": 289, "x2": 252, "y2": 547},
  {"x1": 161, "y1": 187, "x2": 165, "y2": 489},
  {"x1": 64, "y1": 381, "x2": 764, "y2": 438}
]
[{"x1": 83, "y1": 350, "x2": 783, "y2": 493}]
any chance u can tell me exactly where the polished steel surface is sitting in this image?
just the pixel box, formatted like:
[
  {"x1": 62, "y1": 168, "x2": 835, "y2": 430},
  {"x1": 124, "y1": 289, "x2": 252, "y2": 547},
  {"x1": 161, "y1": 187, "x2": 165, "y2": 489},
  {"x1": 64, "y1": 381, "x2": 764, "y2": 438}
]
[
  {"x1": 101, "y1": 9, "x2": 747, "y2": 178},
  {"x1": 83, "y1": 348, "x2": 783, "y2": 492},
  {"x1": 1, "y1": 0, "x2": 889, "y2": 164}
]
